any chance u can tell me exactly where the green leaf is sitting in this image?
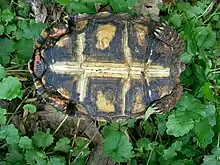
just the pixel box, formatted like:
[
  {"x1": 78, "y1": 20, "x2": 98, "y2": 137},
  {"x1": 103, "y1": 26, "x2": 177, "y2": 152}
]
[
  {"x1": 5, "y1": 24, "x2": 17, "y2": 34},
  {"x1": 48, "y1": 157, "x2": 65, "y2": 165},
  {"x1": 110, "y1": 0, "x2": 129, "y2": 12},
  {"x1": 170, "y1": 13, "x2": 182, "y2": 28},
  {"x1": 162, "y1": 141, "x2": 182, "y2": 160},
  {"x1": 0, "y1": 124, "x2": 20, "y2": 145},
  {"x1": 0, "y1": 76, "x2": 22, "y2": 100},
  {"x1": 55, "y1": 137, "x2": 71, "y2": 153},
  {"x1": 0, "y1": 25, "x2": 4, "y2": 35},
  {"x1": 66, "y1": 2, "x2": 96, "y2": 14},
  {"x1": 72, "y1": 137, "x2": 90, "y2": 159},
  {"x1": 202, "y1": 148, "x2": 220, "y2": 165},
  {"x1": 194, "y1": 119, "x2": 214, "y2": 148},
  {"x1": 195, "y1": 26, "x2": 216, "y2": 48},
  {"x1": 0, "y1": 108, "x2": 6, "y2": 125},
  {"x1": 205, "y1": 104, "x2": 216, "y2": 127},
  {"x1": 103, "y1": 129, "x2": 133, "y2": 162},
  {"x1": 0, "y1": 38, "x2": 14, "y2": 65},
  {"x1": 0, "y1": 64, "x2": 6, "y2": 80},
  {"x1": 176, "y1": 2, "x2": 190, "y2": 12},
  {"x1": 180, "y1": 52, "x2": 194, "y2": 64},
  {"x1": 136, "y1": 138, "x2": 150, "y2": 152},
  {"x1": 1, "y1": 9, "x2": 14, "y2": 23},
  {"x1": 56, "y1": 0, "x2": 70, "y2": 5},
  {"x1": 25, "y1": 149, "x2": 46, "y2": 164},
  {"x1": 32, "y1": 129, "x2": 54, "y2": 147},
  {"x1": 23, "y1": 20, "x2": 46, "y2": 39},
  {"x1": 6, "y1": 144, "x2": 24, "y2": 164},
  {"x1": 14, "y1": 39, "x2": 34, "y2": 62},
  {"x1": 192, "y1": 63, "x2": 207, "y2": 85},
  {"x1": 201, "y1": 82, "x2": 215, "y2": 101},
  {"x1": 19, "y1": 136, "x2": 33, "y2": 149},
  {"x1": 23, "y1": 104, "x2": 37, "y2": 114},
  {"x1": 126, "y1": 0, "x2": 138, "y2": 9},
  {"x1": 166, "y1": 93, "x2": 206, "y2": 137}
]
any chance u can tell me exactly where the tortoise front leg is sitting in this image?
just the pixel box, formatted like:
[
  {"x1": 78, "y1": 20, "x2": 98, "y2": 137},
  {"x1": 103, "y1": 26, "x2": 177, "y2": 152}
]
[
  {"x1": 153, "y1": 24, "x2": 184, "y2": 55},
  {"x1": 153, "y1": 84, "x2": 183, "y2": 113}
]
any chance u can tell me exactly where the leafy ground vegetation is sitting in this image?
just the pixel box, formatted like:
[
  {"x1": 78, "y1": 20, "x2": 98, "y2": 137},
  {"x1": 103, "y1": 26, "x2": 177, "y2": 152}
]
[{"x1": 0, "y1": 0, "x2": 219, "y2": 164}]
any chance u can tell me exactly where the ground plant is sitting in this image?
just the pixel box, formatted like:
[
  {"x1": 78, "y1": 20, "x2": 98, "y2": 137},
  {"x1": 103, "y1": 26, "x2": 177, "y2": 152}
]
[{"x1": 0, "y1": 0, "x2": 219, "y2": 164}]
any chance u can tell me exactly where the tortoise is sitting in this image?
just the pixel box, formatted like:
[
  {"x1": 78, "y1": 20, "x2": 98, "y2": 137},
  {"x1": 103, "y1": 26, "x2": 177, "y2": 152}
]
[{"x1": 28, "y1": 12, "x2": 185, "y2": 120}]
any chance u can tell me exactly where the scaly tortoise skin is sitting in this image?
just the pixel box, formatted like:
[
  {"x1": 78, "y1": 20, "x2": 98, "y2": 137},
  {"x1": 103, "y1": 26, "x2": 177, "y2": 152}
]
[{"x1": 28, "y1": 12, "x2": 184, "y2": 120}]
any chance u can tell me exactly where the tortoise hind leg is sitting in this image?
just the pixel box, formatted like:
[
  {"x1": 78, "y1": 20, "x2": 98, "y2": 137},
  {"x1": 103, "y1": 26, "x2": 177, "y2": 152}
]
[{"x1": 153, "y1": 84, "x2": 183, "y2": 113}]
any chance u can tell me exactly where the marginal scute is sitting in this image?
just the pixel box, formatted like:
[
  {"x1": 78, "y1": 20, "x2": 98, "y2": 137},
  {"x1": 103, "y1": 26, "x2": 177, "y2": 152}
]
[{"x1": 95, "y1": 23, "x2": 116, "y2": 50}]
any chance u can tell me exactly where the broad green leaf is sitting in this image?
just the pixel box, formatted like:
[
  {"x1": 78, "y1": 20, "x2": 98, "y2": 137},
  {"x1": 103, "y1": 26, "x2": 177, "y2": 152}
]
[
  {"x1": 1, "y1": 9, "x2": 14, "y2": 22},
  {"x1": 14, "y1": 39, "x2": 34, "y2": 62},
  {"x1": 70, "y1": 159, "x2": 86, "y2": 165},
  {"x1": 32, "y1": 129, "x2": 54, "y2": 147},
  {"x1": 0, "y1": 25, "x2": 4, "y2": 35},
  {"x1": 66, "y1": 2, "x2": 96, "y2": 14},
  {"x1": 202, "y1": 148, "x2": 220, "y2": 165},
  {"x1": 48, "y1": 157, "x2": 66, "y2": 165},
  {"x1": 0, "y1": 108, "x2": 6, "y2": 125},
  {"x1": 127, "y1": 0, "x2": 138, "y2": 9},
  {"x1": 0, "y1": 64, "x2": 6, "y2": 80},
  {"x1": 201, "y1": 82, "x2": 215, "y2": 101},
  {"x1": 176, "y1": 2, "x2": 191, "y2": 12},
  {"x1": 14, "y1": 29, "x2": 24, "y2": 40},
  {"x1": 110, "y1": 0, "x2": 129, "y2": 12},
  {"x1": 162, "y1": 141, "x2": 182, "y2": 160},
  {"x1": 136, "y1": 138, "x2": 150, "y2": 152},
  {"x1": 19, "y1": 136, "x2": 33, "y2": 149},
  {"x1": 103, "y1": 129, "x2": 133, "y2": 162},
  {"x1": 5, "y1": 24, "x2": 17, "y2": 34},
  {"x1": 22, "y1": 20, "x2": 46, "y2": 39},
  {"x1": 205, "y1": 104, "x2": 216, "y2": 126},
  {"x1": 25, "y1": 149, "x2": 46, "y2": 164},
  {"x1": 192, "y1": 63, "x2": 207, "y2": 84},
  {"x1": 72, "y1": 137, "x2": 90, "y2": 159},
  {"x1": 180, "y1": 52, "x2": 194, "y2": 64},
  {"x1": 170, "y1": 13, "x2": 182, "y2": 28},
  {"x1": 56, "y1": 0, "x2": 70, "y2": 5},
  {"x1": 0, "y1": 76, "x2": 22, "y2": 100},
  {"x1": 0, "y1": 124, "x2": 20, "y2": 145},
  {"x1": 0, "y1": 38, "x2": 14, "y2": 65},
  {"x1": 23, "y1": 104, "x2": 37, "y2": 113},
  {"x1": 194, "y1": 119, "x2": 214, "y2": 148},
  {"x1": 195, "y1": 26, "x2": 216, "y2": 48},
  {"x1": 6, "y1": 144, "x2": 24, "y2": 164},
  {"x1": 55, "y1": 137, "x2": 71, "y2": 153},
  {"x1": 166, "y1": 93, "x2": 206, "y2": 137}
]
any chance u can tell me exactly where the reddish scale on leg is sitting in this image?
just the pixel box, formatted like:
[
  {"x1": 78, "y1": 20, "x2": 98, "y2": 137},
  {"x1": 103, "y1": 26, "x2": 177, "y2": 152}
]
[
  {"x1": 48, "y1": 95, "x2": 69, "y2": 111},
  {"x1": 49, "y1": 28, "x2": 67, "y2": 38}
]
